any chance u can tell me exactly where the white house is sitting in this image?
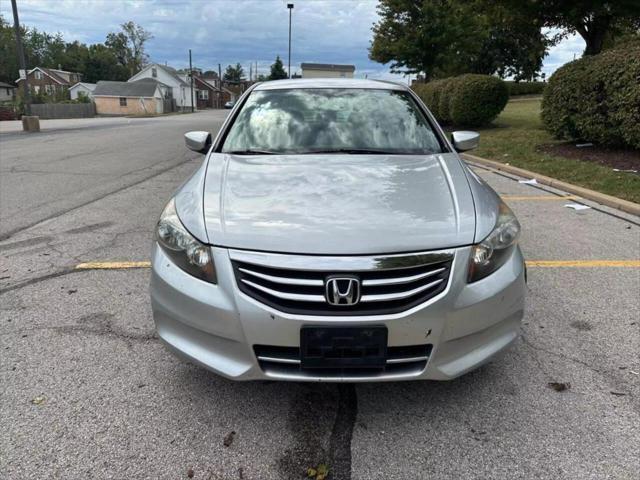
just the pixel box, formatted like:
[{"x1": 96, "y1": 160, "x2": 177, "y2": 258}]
[
  {"x1": 301, "y1": 63, "x2": 355, "y2": 78},
  {"x1": 69, "y1": 82, "x2": 96, "y2": 100},
  {"x1": 128, "y1": 64, "x2": 195, "y2": 111}
]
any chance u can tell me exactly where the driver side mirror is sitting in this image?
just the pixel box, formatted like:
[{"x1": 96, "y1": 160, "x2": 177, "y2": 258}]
[
  {"x1": 184, "y1": 131, "x2": 212, "y2": 154},
  {"x1": 451, "y1": 131, "x2": 480, "y2": 152}
]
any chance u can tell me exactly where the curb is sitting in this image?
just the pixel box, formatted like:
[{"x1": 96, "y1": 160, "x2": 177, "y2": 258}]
[{"x1": 462, "y1": 153, "x2": 640, "y2": 217}]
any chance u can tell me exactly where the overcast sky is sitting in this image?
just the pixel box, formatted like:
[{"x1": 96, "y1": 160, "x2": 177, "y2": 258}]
[{"x1": 1, "y1": 0, "x2": 585, "y2": 80}]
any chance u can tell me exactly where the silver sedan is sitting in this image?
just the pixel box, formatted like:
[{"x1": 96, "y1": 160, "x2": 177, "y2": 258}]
[{"x1": 150, "y1": 79, "x2": 525, "y2": 382}]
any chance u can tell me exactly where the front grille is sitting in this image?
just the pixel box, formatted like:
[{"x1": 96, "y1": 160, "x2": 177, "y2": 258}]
[
  {"x1": 231, "y1": 250, "x2": 453, "y2": 316},
  {"x1": 254, "y1": 344, "x2": 432, "y2": 378}
]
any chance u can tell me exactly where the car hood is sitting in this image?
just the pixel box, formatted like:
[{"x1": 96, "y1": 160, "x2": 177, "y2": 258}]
[{"x1": 202, "y1": 152, "x2": 476, "y2": 254}]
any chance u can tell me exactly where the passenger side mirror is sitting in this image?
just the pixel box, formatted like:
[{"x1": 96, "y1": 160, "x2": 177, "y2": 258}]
[
  {"x1": 184, "y1": 131, "x2": 212, "y2": 154},
  {"x1": 451, "y1": 131, "x2": 480, "y2": 152}
]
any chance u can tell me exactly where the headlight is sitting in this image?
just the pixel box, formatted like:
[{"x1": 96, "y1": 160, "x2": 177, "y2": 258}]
[
  {"x1": 468, "y1": 201, "x2": 520, "y2": 283},
  {"x1": 156, "y1": 198, "x2": 217, "y2": 283}
]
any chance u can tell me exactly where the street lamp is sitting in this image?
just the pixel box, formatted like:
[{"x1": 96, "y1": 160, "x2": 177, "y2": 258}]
[{"x1": 287, "y1": 3, "x2": 294, "y2": 79}]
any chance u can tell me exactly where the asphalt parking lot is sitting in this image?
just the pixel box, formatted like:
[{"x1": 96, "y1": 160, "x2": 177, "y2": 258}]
[{"x1": 1, "y1": 110, "x2": 638, "y2": 480}]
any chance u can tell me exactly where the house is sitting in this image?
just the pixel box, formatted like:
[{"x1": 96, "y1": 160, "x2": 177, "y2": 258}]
[
  {"x1": 301, "y1": 63, "x2": 355, "y2": 78},
  {"x1": 128, "y1": 63, "x2": 195, "y2": 111},
  {"x1": 92, "y1": 79, "x2": 166, "y2": 115},
  {"x1": 69, "y1": 82, "x2": 96, "y2": 100},
  {"x1": 194, "y1": 75, "x2": 234, "y2": 109},
  {"x1": 0, "y1": 81, "x2": 16, "y2": 102},
  {"x1": 15, "y1": 67, "x2": 82, "y2": 98}
]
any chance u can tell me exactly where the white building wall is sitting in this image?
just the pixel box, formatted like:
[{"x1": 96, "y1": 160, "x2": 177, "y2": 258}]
[
  {"x1": 69, "y1": 84, "x2": 95, "y2": 100},
  {"x1": 128, "y1": 65, "x2": 195, "y2": 110}
]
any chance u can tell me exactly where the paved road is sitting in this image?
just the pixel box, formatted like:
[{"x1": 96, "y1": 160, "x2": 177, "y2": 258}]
[
  {"x1": 0, "y1": 111, "x2": 228, "y2": 239},
  {"x1": 1, "y1": 113, "x2": 638, "y2": 480}
]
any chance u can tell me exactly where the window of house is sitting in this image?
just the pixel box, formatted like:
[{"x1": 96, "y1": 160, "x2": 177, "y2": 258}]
[
  {"x1": 198, "y1": 90, "x2": 209, "y2": 100},
  {"x1": 34, "y1": 71, "x2": 43, "y2": 80},
  {"x1": 6, "y1": 88, "x2": 10, "y2": 95},
  {"x1": 119, "y1": 97, "x2": 127, "y2": 106},
  {"x1": 45, "y1": 84, "x2": 53, "y2": 95},
  {"x1": 152, "y1": 67, "x2": 157, "y2": 78}
]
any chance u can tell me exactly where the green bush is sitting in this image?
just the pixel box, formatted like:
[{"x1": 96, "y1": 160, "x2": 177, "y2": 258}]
[
  {"x1": 449, "y1": 74, "x2": 509, "y2": 127},
  {"x1": 413, "y1": 74, "x2": 508, "y2": 127},
  {"x1": 506, "y1": 81, "x2": 546, "y2": 96},
  {"x1": 541, "y1": 44, "x2": 640, "y2": 149}
]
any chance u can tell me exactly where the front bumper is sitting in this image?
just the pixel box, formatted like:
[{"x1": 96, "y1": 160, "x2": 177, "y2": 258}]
[{"x1": 150, "y1": 244, "x2": 525, "y2": 381}]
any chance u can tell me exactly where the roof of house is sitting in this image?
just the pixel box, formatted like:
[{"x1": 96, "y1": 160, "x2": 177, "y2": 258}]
[
  {"x1": 132, "y1": 64, "x2": 188, "y2": 86},
  {"x1": 69, "y1": 82, "x2": 97, "y2": 90},
  {"x1": 194, "y1": 76, "x2": 221, "y2": 91},
  {"x1": 300, "y1": 63, "x2": 356, "y2": 72},
  {"x1": 15, "y1": 67, "x2": 82, "y2": 84},
  {"x1": 133, "y1": 77, "x2": 172, "y2": 89},
  {"x1": 93, "y1": 79, "x2": 161, "y2": 97},
  {"x1": 0, "y1": 81, "x2": 15, "y2": 88}
]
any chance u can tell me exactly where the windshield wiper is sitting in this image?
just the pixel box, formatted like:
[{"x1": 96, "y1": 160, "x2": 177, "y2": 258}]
[{"x1": 226, "y1": 149, "x2": 277, "y2": 155}]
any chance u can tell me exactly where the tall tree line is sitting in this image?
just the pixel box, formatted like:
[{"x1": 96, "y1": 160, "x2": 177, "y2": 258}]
[
  {"x1": 0, "y1": 16, "x2": 152, "y2": 84},
  {"x1": 369, "y1": 0, "x2": 640, "y2": 81}
]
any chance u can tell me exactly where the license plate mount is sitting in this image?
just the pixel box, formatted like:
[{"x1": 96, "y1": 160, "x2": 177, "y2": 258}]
[{"x1": 300, "y1": 326, "x2": 388, "y2": 369}]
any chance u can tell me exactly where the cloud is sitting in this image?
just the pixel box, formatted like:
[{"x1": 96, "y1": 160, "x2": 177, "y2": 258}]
[{"x1": 1, "y1": 0, "x2": 584, "y2": 79}]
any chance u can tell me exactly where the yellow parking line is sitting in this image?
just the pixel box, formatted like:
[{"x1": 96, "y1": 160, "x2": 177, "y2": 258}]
[
  {"x1": 75, "y1": 261, "x2": 151, "y2": 270},
  {"x1": 526, "y1": 260, "x2": 640, "y2": 268},
  {"x1": 501, "y1": 195, "x2": 578, "y2": 201},
  {"x1": 73, "y1": 260, "x2": 639, "y2": 271}
]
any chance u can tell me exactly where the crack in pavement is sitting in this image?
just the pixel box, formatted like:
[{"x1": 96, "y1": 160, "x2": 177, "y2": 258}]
[
  {"x1": 521, "y1": 334, "x2": 638, "y2": 410},
  {"x1": 2, "y1": 312, "x2": 157, "y2": 346},
  {"x1": 0, "y1": 155, "x2": 196, "y2": 241},
  {"x1": 328, "y1": 384, "x2": 357, "y2": 480}
]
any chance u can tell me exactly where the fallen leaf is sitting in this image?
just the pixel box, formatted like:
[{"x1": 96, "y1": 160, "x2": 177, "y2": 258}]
[
  {"x1": 31, "y1": 395, "x2": 46, "y2": 405},
  {"x1": 68, "y1": 289, "x2": 77, "y2": 294},
  {"x1": 223, "y1": 430, "x2": 236, "y2": 447},
  {"x1": 187, "y1": 467, "x2": 194, "y2": 478},
  {"x1": 307, "y1": 468, "x2": 317, "y2": 478},
  {"x1": 548, "y1": 382, "x2": 570, "y2": 392},
  {"x1": 610, "y1": 391, "x2": 627, "y2": 396}
]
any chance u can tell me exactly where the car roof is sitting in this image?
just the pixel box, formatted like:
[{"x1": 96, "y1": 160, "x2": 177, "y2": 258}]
[{"x1": 253, "y1": 78, "x2": 409, "y2": 91}]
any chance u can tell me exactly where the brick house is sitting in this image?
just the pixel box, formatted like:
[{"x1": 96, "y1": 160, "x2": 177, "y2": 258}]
[
  {"x1": 15, "y1": 67, "x2": 82, "y2": 99},
  {"x1": 194, "y1": 74, "x2": 234, "y2": 109}
]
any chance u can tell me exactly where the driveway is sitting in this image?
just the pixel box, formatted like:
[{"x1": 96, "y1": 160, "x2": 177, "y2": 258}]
[{"x1": 1, "y1": 112, "x2": 638, "y2": 479}]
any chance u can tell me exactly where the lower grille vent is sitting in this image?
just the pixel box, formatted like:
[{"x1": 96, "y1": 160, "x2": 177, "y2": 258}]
[{"x1": 254, "y1": 344, "x2": 432, "y2": 378}]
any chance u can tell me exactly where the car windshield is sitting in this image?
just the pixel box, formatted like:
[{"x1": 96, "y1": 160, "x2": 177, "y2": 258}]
[{"x1": 220, "y1": 88, "x2": 444, "y2": 155}]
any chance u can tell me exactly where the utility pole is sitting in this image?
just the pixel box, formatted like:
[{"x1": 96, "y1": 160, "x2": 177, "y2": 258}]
[
  {"x1": 189, "y1": 49, "x2": 194, "y2": 113},
  {"x1": 218, "y1": 63, "x2": 222, "y2": 109},
  {"x1": 287, "y1": 3, "x2": 294, "y2": 79},
  {"x1": 11, "y1": 0, "x2": 31, "y2": 116}
]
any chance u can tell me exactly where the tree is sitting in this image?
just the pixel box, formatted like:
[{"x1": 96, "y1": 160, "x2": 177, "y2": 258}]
[
  {"x1": 106, "y1": 21, "x2": 153, "y2": 76},
  {"x1": 223, "y1": 63, "x2": 245, "y2": 82},
  {"x1": 492, "y1": 0, "x2": 640, "y2": 56},
  {"x1": 0, "y1": 14, "x2": 149, "y2": 84},
  {"x1": 268, "y1": 55, "x2": 288, "y2": 80},
  {"x1": 0, "y1": 15, "x2": 19, "y2": 84},
  {"x1": 369, "y1": 0, "x2": 553, "y2": 80},
  {"x1": 84, "y1": 44, "x2": 129, "y2": 82}
]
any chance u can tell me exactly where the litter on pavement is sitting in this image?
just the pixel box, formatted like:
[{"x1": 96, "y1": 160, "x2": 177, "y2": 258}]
[
  {"x1": 518, "y1": 178, "x2": 538, "y2": 185},
  {"x1": 565, "y1": 203, "x2": 591, "y2": 211}
]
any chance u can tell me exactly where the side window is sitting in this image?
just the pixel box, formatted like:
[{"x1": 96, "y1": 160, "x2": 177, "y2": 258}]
[
  {"x1": 119, "y1": 97, "x2": 127, "y2": 106},
  {"x1": 152, "y1": 67, "x2": 157, "y2": 78},
  {"x1": 34, "y1": 71, "x2": 43, "y2": 80}
]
